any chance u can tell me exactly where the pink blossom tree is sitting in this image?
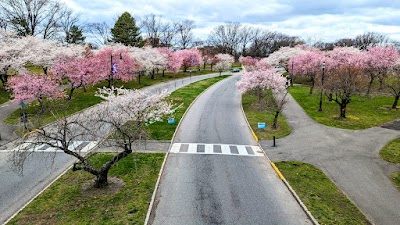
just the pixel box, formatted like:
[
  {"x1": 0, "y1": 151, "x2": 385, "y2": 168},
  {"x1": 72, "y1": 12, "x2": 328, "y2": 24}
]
[
  {"x1": 158, "y1": 48, "x2": 183, "y2": 76},
  {"x1": 237, "y1": 69, "x2": 287, "y2": 129},
  {"x1": 95, "y1": 46, "x2": 140, "y2": 87},
  {"x1": 239, "y1": 56, "x2": 258, "y2": 69},
  {"x1": 213, "y1": 54, "x2": 234, "y2": 75},
  {"x1": 362, "y1": 46, "x2": 399, "y2": 95},
  {"x1": 202, "y1": 53, "x2": 215, "y2": 70},
  {"x1": 289, "y1": 50, "x2": 325, "y2": 94},
  {"x1": 7, "y1": 73, "x2": 65, "y2": 113},
  {"x1": 324, "y1": 47, "x2": 366, "y2": 118},
  {"x1": 177, "y1": 48, "x2": 201, "y2": 72}
]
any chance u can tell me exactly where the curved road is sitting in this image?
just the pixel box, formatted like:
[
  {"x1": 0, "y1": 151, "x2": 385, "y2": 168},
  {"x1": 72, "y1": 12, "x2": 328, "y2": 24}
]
[{"x1": 151, "y1": 75, "x2": 310, "y2": 224}]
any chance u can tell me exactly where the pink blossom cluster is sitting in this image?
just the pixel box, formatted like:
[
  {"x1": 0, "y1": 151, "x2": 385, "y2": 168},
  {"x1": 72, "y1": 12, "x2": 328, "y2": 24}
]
[{"x1": 236, "y1": 69, "x2": 287, "y2": 94}]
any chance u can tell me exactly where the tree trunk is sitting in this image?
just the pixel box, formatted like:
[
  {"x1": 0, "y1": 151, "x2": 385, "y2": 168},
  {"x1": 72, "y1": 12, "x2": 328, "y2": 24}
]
[
  {"x1": 183, "y1": 67, "x2": 187, "y2": 72},
  {"x1": 94, "y1": 171, "x2": 108, "y2": 188},
  {"x1": 366, "y1": 76, "x2": 374, "y2": 95},
  {"x1": 219, "y1": 71, "x2": 222, "y2": 76},
  {"x1": 83, "y1": 85, "x2": 87, "y2": 92},
  {"x1": 151, "y1": 69, "x2": 155, "y2": 79},
  {"x1": 378, "y1": 77, "x2": 384, "y2": 91},
  {"x1": 68, "y1": 86, "x2": 75, "y2": 100},
  {"x1": 272, "y1": 111, "x2": 279, "y2": 129},
  {"x1": 162, "y1": 70, "x2": 165, "y2": 77},
  {"x1": 340, "y1": 104, "x2": 346, "y2": 118},
  {"x1": 43, "y1": 67, "x2": 48, "y2": 75},
  {"x1": 210, "y1": 64, "x2": 213, "y2": 71},
  {"x1": 203, "y1": 63, "x2": 206, "y2": 70},
  {"x1": 392, "y1": 95, "x2": 399, "y2": 109},
  {"x1": 309, "y1": 77, "x2": 315, "y2": 95},
  {"x1": 328, "y1": 93, "x2": 333, "y2": 101},
  {"x1": 38, "y1": 97, "x2": 44, "y2": 114}
]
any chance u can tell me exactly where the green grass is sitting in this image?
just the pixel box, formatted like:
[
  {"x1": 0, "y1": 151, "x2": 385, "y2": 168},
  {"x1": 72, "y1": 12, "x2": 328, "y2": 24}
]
[
  {"x1": 242, "y1": 91, "x2": 291, "y2": 140},
  {"x1": 0, "y1": 83, "x2": 10, "y2": 105},
  {"x1": 147, "y1": 75, "x2": 229, "y2": 140},
  {"x1": 390, "y1": 172, "x2": 400, "y2": 191},
  {"x1": 379, "y1": 137, "x2": 400, "y2": 191},
  {"x1": 276, "y1": 161, "x2": 371, "y2": 225},
  {"x1": 8, "y1": 152, "x2": 165, "y2": 225},
  {"x1": 4, "y1": 69, "x2": 218, "y2": 126},
  {"x1": 289, "y1": 86, "x2": 400, "y2": 129},
  {"x1": 380, "y1": 137, "x2": 400, "y2": 164}
]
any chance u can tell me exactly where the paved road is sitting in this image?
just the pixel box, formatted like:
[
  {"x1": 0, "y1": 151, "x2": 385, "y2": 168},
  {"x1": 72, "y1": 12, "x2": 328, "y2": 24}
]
[
  {"x1": 0, "y1": 73, "x2": 222, "y2": 224},
  {"x1": 151, "y1": 75, "x2": 311, "y2": 224},
  {"x1": 261, "y1": 93, "x2": 400, "y2": 225}
]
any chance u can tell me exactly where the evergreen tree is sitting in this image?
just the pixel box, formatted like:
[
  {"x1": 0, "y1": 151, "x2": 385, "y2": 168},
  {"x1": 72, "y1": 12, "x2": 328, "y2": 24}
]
[
  {"x1": 111, "y1": 12, "x2": 141, "y2": 46},
  {"x1": 66, "y1": 25, "x2": 85, "y2": 44}
]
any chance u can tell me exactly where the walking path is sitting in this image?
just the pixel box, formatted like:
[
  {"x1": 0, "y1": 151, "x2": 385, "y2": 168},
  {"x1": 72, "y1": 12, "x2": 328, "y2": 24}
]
[{"x1": 260, "y1": 93, "x2": 400, "y2": 225}]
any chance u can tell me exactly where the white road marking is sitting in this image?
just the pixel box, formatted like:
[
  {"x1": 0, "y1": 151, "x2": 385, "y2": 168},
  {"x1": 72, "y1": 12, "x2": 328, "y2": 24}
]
[
  {"x1": 170, "y1": 143, "x2": 264, "y2": 157},
  {"x1": 2, "y1": 141, "x2": 98, "y2": 153}
]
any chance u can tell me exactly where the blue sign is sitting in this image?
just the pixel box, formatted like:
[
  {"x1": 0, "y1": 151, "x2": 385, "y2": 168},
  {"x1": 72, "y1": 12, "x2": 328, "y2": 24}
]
[
  {"x1": 258, "y1": 122, "x2": 266, "y2": 129},
  {"x1": 112, "y1": 62, "x2": 118, "y2": 74},
  {"x1": 19, "y1": 101, "x2": 26, "y2": 110},
  {"x1": 168, "y1": 118, "x2": 175, "y2": 124}
]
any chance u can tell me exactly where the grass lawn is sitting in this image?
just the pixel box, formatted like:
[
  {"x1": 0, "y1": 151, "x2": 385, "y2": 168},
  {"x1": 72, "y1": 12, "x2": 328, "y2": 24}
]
[
  {"x1": 147, "y1": 75, "x2": 229, "y2": 140},
  {"x1": 4, "y1": 69, "x2": 218, "y2": 126},
  {"x1": 379, "y1": 137, "x2": 400, "y2": 191},
  {"x1": 289, "y1": 86, "x2": 400, "y2": 130},
  {"x1": 276, "y1": 161, "x2": 370, "y2": 225},
  {"x1": 8, "y1": 153, "x2": 165, "y2": 225},
  {"x1": 0, "y1": 85, "x2": 10, "y2": 105},
  {"x1": 242, "y1": 91, "x2": 291, "y2": 140}
]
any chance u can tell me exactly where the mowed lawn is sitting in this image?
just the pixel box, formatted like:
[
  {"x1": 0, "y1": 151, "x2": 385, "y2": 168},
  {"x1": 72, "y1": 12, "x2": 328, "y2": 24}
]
[
  {"x1": 276, "y1": 161, "x2": 371, "y2": 225},
  {"x1": 241, "y1": 91, "x2": 291, "y2": 140},
  {"x1": 289, "y1": 86, "x2": 400, "y2": 130},
  {"x1": 8, "y1": 153, "x2": 165, "y2": 225},
  {"x1": 380, "y1": 137, "x2": 400, "y2": 191}
]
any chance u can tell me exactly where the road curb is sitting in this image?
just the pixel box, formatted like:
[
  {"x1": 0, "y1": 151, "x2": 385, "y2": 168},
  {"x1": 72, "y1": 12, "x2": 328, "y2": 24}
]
[
  {"x1": 239, "y1": 91, "x2": 319, "y2": 225},
  {"x1": 144, "y1": 74, "x2": 229, "y2": 225}
]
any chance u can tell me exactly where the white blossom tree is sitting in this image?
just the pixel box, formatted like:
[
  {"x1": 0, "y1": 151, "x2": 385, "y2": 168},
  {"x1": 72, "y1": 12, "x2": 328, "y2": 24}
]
[{"x1": 213, "y1": 53, "x2": 234, "y2": 75}]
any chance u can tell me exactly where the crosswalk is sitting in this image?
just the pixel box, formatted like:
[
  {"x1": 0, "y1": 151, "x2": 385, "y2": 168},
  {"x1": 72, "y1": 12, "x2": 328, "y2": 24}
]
[
  {"x1": 10, "y1": 141, "x2": 98, "y2": 153},
  {"x1": 170, "y1": 143, "x2": 264, "y2": 157}
]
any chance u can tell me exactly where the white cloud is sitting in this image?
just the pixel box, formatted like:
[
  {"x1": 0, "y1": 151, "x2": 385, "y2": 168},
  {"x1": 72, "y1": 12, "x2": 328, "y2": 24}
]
[{"x1": 64, "y1": 0, "x2": 400, "y2": 42}]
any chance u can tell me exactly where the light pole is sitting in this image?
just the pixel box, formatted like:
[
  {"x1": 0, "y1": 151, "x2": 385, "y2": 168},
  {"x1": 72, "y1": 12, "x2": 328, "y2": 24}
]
[{"x1": 318, "y1": 62, "x2": 326, "y2": 112}]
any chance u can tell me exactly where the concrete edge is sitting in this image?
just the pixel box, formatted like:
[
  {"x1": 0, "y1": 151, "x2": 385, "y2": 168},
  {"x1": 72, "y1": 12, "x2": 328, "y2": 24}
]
[
  {"x1": 2, "y1": 139, "x2": 105, "y2": 225},
  {"x1": 238, "y1": 91, "x2": 320, "y2": 225},
  {"x1": 144, "y1": 74, "x2": 229, "y2": 225}
]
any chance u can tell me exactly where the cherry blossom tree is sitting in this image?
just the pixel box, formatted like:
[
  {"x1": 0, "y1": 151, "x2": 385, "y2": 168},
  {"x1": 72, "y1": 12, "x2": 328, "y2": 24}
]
[
  {"x1": 177, "y1": 48, "x2": 201, "y2": 72},
  {"x1": 265, "y1": 46, "x2": 310, "y2": 70},
  {"x1": 15, "y1": 87, "x2": 173, "y2": 188},
  {"x1": 213, "y1": 53, "x2": 234, "y2": 75},
  {"x1": 158, "y1": 48, "x2": 182, "y2": 76},
  {"x1": 7, "y1": 72, "x2": 65, "y2": 113},
  {"x1": 95, "y1": 46, "x2": 140, "y2": 87},
  {"x1": 324, "y1": 47, "x2": 366, "y2": 118},
  {"x1": 289, "y1": 50, "x2": 325, "y2": 94},
  {"x1": 202, "y1": 53, "x2": 214, "y2": 70},
  {"x1": 362, "y1": 46, "x2": 399, "y2": 95},
  {"x1": 237, "y1": 69, "x2": 287, "y2": 128},
  {"x1": 239, "y1": 56, "x2": 257, "y2": 68},
  {"x1": 129, "y1": 46, "x2": 166, "y2": 80}
]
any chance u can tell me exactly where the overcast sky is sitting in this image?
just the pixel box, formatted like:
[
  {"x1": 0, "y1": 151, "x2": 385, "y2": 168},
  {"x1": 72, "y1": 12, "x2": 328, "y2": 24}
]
[{"x1": 63, "y1": 0, "x2": 400, "y2": 43}]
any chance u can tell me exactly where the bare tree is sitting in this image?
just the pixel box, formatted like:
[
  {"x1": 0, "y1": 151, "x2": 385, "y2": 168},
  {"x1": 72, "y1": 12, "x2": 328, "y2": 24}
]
[
  {"x1": 0, "y1": 0, "x2": 69, "y2": 39},
  {"x1": 86, "y1": 22, "x2": 111, "y2": 46},
  {"x1": 354, "y1": 32, "x2": 388, "y2": 50},
  {"x1": 174, "y1": 19, "x2": 194, "y2": 49},
  {"x1": 159, "y1": 21, "x2": 176, "y2": 48},
  {"x1": 141, "y1": 14, "x2": 162, "y2": 47},
  {"x1": 59, "y1": 9, "x2": 80, "y2": 43},
  {"x1": 207, "y1": 22, "x2": 242, "y2": 56}
]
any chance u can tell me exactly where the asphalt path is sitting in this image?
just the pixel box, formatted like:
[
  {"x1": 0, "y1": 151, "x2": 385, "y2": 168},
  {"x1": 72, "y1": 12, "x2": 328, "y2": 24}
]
[
  {"x1": 0, "y1": 73, "x2": 222, "y2": 224},
  {"x1": 151, "y1": 75, "x2": 311, "y2": 224},
  {"x1": 261, "y1": 93, "x2": 400, "y2": 225}
]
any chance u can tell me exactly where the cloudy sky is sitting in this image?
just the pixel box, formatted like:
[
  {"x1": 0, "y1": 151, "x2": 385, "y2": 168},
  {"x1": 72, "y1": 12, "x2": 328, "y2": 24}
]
[{"x1": 63, "y1": 0, "x2": 400, "y2": 43}]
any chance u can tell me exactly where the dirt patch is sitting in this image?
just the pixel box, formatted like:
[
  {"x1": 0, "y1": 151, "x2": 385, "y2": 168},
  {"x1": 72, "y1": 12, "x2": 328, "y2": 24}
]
[
  {"x1": 381, "y1": 119, "x2": 400, "y2": 131},
  {"x1": 81, "y1": 176, "x2": 125, "y2": 197}
]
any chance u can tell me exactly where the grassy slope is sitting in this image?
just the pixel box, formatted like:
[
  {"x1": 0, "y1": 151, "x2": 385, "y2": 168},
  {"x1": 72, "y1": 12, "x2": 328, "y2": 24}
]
[
  {"x1": 289, "y1": 86, "x2": 400, "y2": 130},
  {"x1": 9, "y1": 153, "x2": 165, "y2": 225},
  {"x1": 242, "y1": 91, "x2": 291, "y2": 140},
  {"x1": 379, "y1": 137, "x2": 400, "y2": 191},
  {"x1": 276, "y1": 161, "x2": 370, "y2": 225}
]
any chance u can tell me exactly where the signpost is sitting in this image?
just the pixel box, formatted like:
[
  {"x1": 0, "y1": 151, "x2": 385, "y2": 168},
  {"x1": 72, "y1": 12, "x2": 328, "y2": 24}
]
[
  {"x1": 168, "y1": 118, "x2": 176, "y2": 125},
  {"x1": 258, "y1": 122, "x2": 266, "y2": 129}
]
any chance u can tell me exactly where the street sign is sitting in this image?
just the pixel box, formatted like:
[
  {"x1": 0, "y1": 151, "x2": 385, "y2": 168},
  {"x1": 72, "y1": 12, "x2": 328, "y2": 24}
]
[
  {"x1": 258, "y1": 122, "x2": 266, "y2": 129},
  {"x1": 19, "y1": 101, "x2": 26, "y2": 110},
  {"x1": 112, "y1": 62, "x2": 118, "y2": 74},
  {"x1": 168, "y1": 118, "x2": 175, "y2": 124}
]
